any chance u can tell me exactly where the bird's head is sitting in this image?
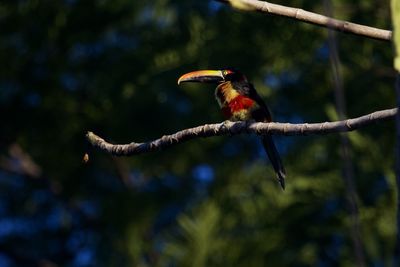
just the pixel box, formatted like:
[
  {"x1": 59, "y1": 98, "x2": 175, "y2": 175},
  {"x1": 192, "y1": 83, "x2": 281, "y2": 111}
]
[{"x1": 177, "y1": 68, "x2": 247, "y2": 85}]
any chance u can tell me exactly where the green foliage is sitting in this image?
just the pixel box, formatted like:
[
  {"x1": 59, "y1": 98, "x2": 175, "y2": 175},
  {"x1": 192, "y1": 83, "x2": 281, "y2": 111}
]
[
  {"x1": 164, "y1": 202, "x2": 221, "y2": 267},
  {"x1": 392, "y1": 0, "x2": 400, "y2": 71}
]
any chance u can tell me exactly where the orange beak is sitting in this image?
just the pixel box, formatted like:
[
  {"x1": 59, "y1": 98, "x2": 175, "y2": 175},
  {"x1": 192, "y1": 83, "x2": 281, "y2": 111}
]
[{"x1": 177, "y1": 70, "x2": 225, "y2": 85}]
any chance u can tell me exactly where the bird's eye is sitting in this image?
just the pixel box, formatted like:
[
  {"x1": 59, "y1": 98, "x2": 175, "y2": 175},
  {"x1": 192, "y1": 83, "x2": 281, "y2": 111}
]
[{"x1": 223, "y1": 70, "x2": 228, "y2": 76}]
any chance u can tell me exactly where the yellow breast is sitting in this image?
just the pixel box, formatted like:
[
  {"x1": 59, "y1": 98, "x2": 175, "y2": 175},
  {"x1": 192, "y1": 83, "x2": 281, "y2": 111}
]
[{"x1": 215, "y1": 82, "x2": 239, "y2": 108}]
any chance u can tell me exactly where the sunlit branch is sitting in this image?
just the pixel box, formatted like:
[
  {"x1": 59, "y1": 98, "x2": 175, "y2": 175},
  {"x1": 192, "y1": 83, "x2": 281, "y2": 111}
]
[
  {"x1": 86, "y1": 108, "x2": 396, "y2": 156},
  {"x1": 216, "y1": 0, "x2": 392, "y2": 41}
]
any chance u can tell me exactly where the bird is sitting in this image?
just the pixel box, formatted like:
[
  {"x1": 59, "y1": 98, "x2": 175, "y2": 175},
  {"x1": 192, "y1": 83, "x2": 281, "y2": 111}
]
[{"x1": 178, "y1": 68, "x2": 286, "y2": 189}]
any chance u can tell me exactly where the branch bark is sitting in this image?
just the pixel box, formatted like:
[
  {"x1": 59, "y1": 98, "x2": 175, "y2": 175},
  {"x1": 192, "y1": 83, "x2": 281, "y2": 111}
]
[
  {"x1": 86, "y1": 108, "x2": 396, "y2": 156},
  {"x1": 216, "y1": 0, "x2": 392, "y2": 41}
]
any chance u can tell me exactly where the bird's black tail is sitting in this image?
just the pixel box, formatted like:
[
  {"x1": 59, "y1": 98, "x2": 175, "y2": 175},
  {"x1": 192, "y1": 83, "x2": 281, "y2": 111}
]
[{"x1": 261, "y1": 135, "x2": 286, "y2": 189}]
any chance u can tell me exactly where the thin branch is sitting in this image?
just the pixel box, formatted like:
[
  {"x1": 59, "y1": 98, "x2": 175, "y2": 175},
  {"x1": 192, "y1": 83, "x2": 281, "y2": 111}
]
[
  {"x1": 86, "y1": 108, "x2": 396, "y2": 156},
  {"x1": 216, "y1": 0, "x2": 392, "y2": 41},
  {"x1": 0, "y1": 143, "x2": 42, "y2": 178},
  {"x1": 324, "y1": 1, "x2": 365, "y2": 265}
]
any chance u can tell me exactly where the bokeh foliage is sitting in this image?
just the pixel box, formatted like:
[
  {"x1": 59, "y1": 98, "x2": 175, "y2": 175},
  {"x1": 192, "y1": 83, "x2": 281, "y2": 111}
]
[{"x1": 0, "y1": 0, "x2": 396, "y2": 266}]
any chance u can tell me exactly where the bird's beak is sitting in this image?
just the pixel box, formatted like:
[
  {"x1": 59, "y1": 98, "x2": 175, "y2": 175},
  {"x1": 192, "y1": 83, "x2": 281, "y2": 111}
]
[{"x1": 177, "y1": 70, "x2": 225, "y2": 85}]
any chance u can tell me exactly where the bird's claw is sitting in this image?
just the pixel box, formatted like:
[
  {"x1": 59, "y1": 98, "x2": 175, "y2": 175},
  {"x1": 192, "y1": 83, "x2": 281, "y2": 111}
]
[{"x1": 220, "y1": 120, "x2": 233, "y2": 136}]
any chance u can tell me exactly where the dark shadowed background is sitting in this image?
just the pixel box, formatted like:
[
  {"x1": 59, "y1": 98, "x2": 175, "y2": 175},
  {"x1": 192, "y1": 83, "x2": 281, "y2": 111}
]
[{"x1": 0, "y1": 0, "x2": 396, "y2": 266}]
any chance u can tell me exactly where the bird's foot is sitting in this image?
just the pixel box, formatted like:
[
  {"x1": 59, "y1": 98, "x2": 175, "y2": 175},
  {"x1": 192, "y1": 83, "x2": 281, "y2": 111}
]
[{"x1": 220, "y1": 120, "x2": 233, "y2": 136}]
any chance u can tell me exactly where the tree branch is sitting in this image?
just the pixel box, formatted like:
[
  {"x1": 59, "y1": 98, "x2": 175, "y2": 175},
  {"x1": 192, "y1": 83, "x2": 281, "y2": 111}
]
[
  {"x1": 216, "y1": 0, "x2": 392, "y2": 41},
  {"x1": 86, "y1": 108, "x2": 396, "y2": 156}
]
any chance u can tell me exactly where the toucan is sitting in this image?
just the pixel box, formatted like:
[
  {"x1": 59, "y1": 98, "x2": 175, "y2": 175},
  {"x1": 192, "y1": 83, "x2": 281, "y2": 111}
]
[{"x1": 178, "y1": 69, "x2": 286, "y2": 189}]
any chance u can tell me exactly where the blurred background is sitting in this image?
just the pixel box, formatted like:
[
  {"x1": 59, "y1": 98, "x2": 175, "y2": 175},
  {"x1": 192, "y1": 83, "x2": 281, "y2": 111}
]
[{"x1": 0, "y1": 0, "x2": 396, "y2": 266}]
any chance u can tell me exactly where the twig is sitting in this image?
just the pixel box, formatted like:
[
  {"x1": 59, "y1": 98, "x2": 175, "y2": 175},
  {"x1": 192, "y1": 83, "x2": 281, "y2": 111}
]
[
  {"x1": 86, "y1": 108, "x2": 396, "y2": 156},
  {"x1": 216, "y1": 0, "x2": 392, "y2": 41},
  {"x1": 324, "y1": 0, "x2": 365, "y2": 265},
  {"x1": 0, "y1": 143, "x2": 42, "y2": 178}
]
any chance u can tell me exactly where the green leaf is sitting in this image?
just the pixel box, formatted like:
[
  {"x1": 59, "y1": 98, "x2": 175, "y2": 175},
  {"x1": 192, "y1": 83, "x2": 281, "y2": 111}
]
[{"x1": 392, "y1": 0, "x2": 400, "y2": 71}]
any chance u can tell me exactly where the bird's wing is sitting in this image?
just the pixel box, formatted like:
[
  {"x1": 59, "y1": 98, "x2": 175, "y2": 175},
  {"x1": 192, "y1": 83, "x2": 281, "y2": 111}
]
[{"x1": 239, "y1": 82, "x2": 272, "y2": 122}]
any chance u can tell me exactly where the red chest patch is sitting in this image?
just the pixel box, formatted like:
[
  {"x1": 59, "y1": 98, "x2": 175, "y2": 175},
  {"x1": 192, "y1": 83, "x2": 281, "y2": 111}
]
[{"x1": 221, "y1": 95, "x2": 255, "y2": 118}]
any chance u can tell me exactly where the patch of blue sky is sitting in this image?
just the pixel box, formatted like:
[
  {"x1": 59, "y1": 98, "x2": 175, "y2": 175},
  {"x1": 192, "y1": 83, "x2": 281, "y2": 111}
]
[
  {"x1": 0, "y1": 219, "x2": 14, "y2": 240},
  {"x1": 208, "y1": 1, "x2": 224, "y2": 14},
  {"x1": 0, "y1": 253, "x2": 12, "y2": 267},
  {"x1": 264, "y1": 71, "x2": 300, "y2": 90},
  {"x1": 60, "y1": 73, "x2": 79, "y2": 91},
  {"x1": 264, "y1": 73, "x2": 281, "y2": 89},
  {"x1": 316, "y1": 42, "x2": 330, "y2": 61},
  {"x1": 137, "y1": 5, "x2": 175, "y2": 29},
  {"x1": 140, "y1": 178, "x2": 162, "y2": 193},
  {"x1": 66, "y1": 230, "x2": 97, "y2": 253},
  {"x1": 192, "y1": 164, "x2": 214, "y2": 183},
  {"x1": 46, "y1": 205, "x2": 71, "y2": 231},
  {"x1": 0, "y1": 217, "x2": 38, "y2": 240},
  {"x1": 73, "y1": 247, "x2": 95, "y2": 267},
  {"x1": 280, "y1": 70, "x2": 300, "y2": 86},
  {"x1": 77, "y1": 200, "x2": 99, "y2": 219}
]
